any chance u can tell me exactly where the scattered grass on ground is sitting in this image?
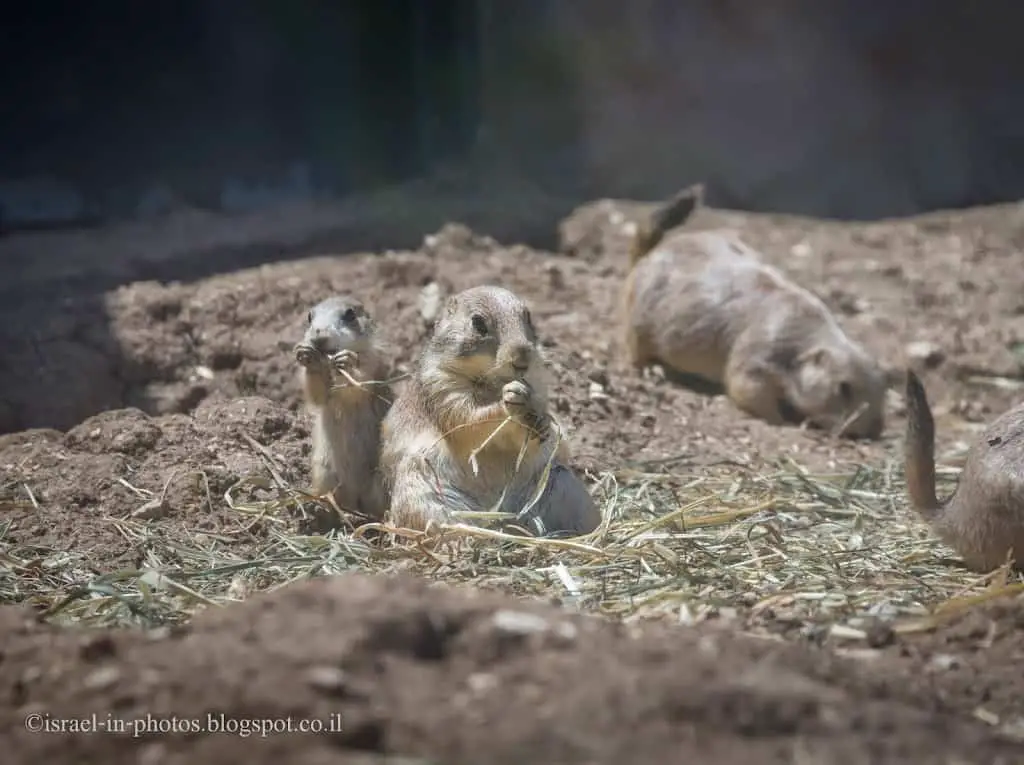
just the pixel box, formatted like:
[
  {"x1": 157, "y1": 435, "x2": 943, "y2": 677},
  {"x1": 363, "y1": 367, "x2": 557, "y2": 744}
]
[{"x1": 3, "y1": 442, "x2": 1022, "y2": 638}]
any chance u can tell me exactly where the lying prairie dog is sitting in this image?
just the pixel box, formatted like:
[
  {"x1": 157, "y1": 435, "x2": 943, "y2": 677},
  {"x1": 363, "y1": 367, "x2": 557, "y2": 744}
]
[
  {"x1": 622, "y1": 185, "x2": 890, "y2": 438},
  {"x1": 904, "y1": 369, "x2": 1024, "y2": 572},
  {"x1": 379, "y1": 285, "x2": 600, "y2": 537},
  {"x1": 294, "y1": 295, "x2": 393, "y2": 520}
]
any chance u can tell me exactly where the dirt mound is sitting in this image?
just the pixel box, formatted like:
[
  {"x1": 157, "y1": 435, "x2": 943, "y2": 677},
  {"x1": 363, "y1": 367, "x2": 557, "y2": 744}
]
[
  {"x1": 6, "y1": 195, "x2": 1024, "y2": 459},
  {"x1": 4, "y1": 196, "x2": 1024, "y2": 763},
  {"x1": 4, "y1": 200, "x2": 1024, "y2": 601},
  {"x1": 1, "y1": 572, "x2": 1021, "y2": 765},
  {"x1": 0, "y1": 396, "x2": 309, "y2": 569}
]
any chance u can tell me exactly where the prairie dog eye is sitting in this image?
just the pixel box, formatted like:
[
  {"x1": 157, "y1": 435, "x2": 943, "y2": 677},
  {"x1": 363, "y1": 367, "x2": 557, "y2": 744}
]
[
  {"x1": 838, "y1": 381, "x2": 853, "y2": 401},
  {"x1": 306, "y1": 311, "x2": 313, "y2": 324},
  {"x1": 342, "y1": 308, "x2": 357, "y2": 323},
  {"x1": 471, "y1": 314, "x2": 488, "y2": 335}
]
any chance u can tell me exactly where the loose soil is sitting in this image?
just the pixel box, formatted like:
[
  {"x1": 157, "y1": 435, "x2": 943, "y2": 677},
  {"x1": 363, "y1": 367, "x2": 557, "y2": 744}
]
[
  {"x1": 2, "y1": 572, "x2": 1024, "y2": 764},
  {"x1": 2, "y1": 196, "x2": 1024, "y2": 762}
]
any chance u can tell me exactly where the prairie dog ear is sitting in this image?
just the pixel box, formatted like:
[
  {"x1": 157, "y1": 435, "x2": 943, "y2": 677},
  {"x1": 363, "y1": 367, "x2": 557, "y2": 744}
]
[{"x1": 797, "y1": 346, "x2": 830, "y2": 368}]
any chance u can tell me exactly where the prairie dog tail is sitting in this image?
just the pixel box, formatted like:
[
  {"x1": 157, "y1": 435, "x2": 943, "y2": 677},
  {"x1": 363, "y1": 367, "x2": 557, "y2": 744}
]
[
  {"x1": 904, "y1": 369, "x2": 942, "y2": 518},
  {"x1": 628, "y1": 183, "x2": 704, "y2": 268}
]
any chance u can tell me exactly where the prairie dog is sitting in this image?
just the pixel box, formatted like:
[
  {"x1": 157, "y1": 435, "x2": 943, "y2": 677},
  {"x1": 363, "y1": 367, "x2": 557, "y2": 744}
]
[
  {"x1": 294, "y1": 295, "x2": 393, "y2": 519},
  {"x1": 904, "y1": 370, "x2": 1024, "y2": 572},
  {"x1": 622, "y1": 187, "x2": 888, "y2": 439},
  {"x1": 379, "y1": 285, "x2": 600, "y2": 537}
]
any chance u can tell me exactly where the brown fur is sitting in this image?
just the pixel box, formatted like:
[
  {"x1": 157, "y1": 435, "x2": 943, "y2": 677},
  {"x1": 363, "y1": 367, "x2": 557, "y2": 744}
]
[
  {"x1": 622, "y1": 190, "x2": 889, "y2": 439},
  {"x1": 295, "y1": 295, "x2": 393, "y2": 519},
  {"x1": 628, "y1": 183, "x2": 705, "y2": 268},
  {"x1": 904, "y1": 369, "x2": 1024, "y2": 572},
  {"x1": 379, "y1": 285, "x2": 600, "y2": 537}
]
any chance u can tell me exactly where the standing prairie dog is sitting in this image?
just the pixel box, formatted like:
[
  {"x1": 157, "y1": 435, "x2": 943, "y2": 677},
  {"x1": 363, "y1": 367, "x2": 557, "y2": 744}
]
[
  {"x1": 379, "y1": 285, "x2": 600, "y2": 537},
  {"x1": 904, "y1": 370, "x2": 1024, "y2": 572},
  {"x1": 294, "y1": 295, "x2": 393, "y2": 519},
  {"x1": 622, "y1": 185, "x2": 889, "y2": 439}
]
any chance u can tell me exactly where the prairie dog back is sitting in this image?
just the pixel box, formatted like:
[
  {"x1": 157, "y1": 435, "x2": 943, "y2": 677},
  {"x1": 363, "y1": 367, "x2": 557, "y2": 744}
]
[
  {"x1": 904, "y1": 369, "x2": 1024, "y2": 571},
  {"x1": 623, "y1": 203, "x2": 889, "y2": 439},
  {"x1": 628, "y1": 231, "x2": 794, "y2": 380}
]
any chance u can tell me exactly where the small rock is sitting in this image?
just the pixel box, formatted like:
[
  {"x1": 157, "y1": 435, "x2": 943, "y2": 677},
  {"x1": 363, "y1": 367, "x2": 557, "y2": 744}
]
[
  {"x1": 491, "y1": 609, "x2": 577, "y2": 641},
  {"x1": 226, "y1": 576, "x2": 253, "y2": 601},
  {"x1": 905, "y1": 340, "x2": 945, "y2": 369},
  {"x1": 418, "y1": 282, "x2": 444, "y2": 324},
  {"x1": 791, "y1": 241, "x2": 812, "y2": 258},
  {"x1": 588, "y1": 381, "x2": 609, "y2": 401},
  {"x1": 306, "y1": 665, "x2": 349, "y2": 695},
  {"x1": 132, "y1": 498, "x2": 169, "y2": 520},
  {"x1": 930, "y1": 653, "x2": 960, "y2": 671},
  {"x1": 492, "y1": 609, "x2": 550, "y2": 636},
  {"x1": 697, "y1": 635, "x2": 718, "y2": 656},
  {"x1": 467, "y1": 672, "x2": 498, "y2": 693},
  {"x1": 552, "y1": 621, "x2": 578, "y2": 641},
  {"x1": 83, "y1": 665, "x2": 121, "y2": 690}
]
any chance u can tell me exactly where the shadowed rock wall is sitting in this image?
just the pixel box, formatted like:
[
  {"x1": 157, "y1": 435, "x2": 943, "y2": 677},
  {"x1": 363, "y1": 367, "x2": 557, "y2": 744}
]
[
  {"x1": 476, "y1": 0, "x2": 1024, "y2": 218},
  {"x1": 5, "y1": 0, "x2": 1024, "y2": 227}
]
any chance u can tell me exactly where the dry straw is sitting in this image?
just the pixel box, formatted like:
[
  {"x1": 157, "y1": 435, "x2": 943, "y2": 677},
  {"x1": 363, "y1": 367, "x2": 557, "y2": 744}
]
[{"x1": 2, "y1": 428, "x2": 1022, "y2": 639}]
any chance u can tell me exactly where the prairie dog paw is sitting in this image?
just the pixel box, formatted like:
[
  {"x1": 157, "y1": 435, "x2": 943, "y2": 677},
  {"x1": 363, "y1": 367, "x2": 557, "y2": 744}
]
[
  {"x1": 329, "y1": 349, "x2": 360, "y2": 375},
  {"x1": 502, "y1": 380, "x2": 549, "y2": 439},
  {"x1": 294, "y1": 343, "x2": 320, "y2": 368},
  {"x1": 501, "y1": 380, "x2": 532, "y2": 414}
]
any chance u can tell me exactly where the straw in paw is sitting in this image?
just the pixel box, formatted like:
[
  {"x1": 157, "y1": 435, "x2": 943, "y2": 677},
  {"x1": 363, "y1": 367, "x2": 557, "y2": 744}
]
[
  {"x1": 379, "y1": 285, "x2": 600, "y2": 537},
  {"x1": 295, "y1": 295, "x2": 393, "y2": 523}
]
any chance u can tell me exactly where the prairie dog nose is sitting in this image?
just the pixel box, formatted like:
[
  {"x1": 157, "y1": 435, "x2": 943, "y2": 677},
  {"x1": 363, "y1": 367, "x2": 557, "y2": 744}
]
[
  {"x1": 509, "y1": 343, "x2": 533, "y2": 371},
  {"x1": 311, "y1": 331, "x2": 338, "y2": 353}
]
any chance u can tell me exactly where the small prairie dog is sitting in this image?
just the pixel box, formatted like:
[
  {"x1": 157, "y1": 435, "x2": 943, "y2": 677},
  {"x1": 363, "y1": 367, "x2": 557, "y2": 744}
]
[
  {"x1": 622, "y1": 185, "x2": 888, "y2": 439},
  {"x1": 379, "y1": 285, "x2": 600, "y2": 537},
  {"x1": 294, "y1": 295, "x2": 393, "y2": 519},
  {"x1": 904, "y1": 370, "x2": 1024, "y2": 572}
]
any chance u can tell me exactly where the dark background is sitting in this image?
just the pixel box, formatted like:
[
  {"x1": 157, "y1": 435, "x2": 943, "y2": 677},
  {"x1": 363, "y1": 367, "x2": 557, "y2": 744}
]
[
  {"x1": 4, "y1": 0, "x2": 1024, "y2": 233},
  {"x1": 3, "y1": 0, "x2": 1024, "y2": 435},
  {"x1": 0, "y1": 0, "x2": 481, "y2": 225}
]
